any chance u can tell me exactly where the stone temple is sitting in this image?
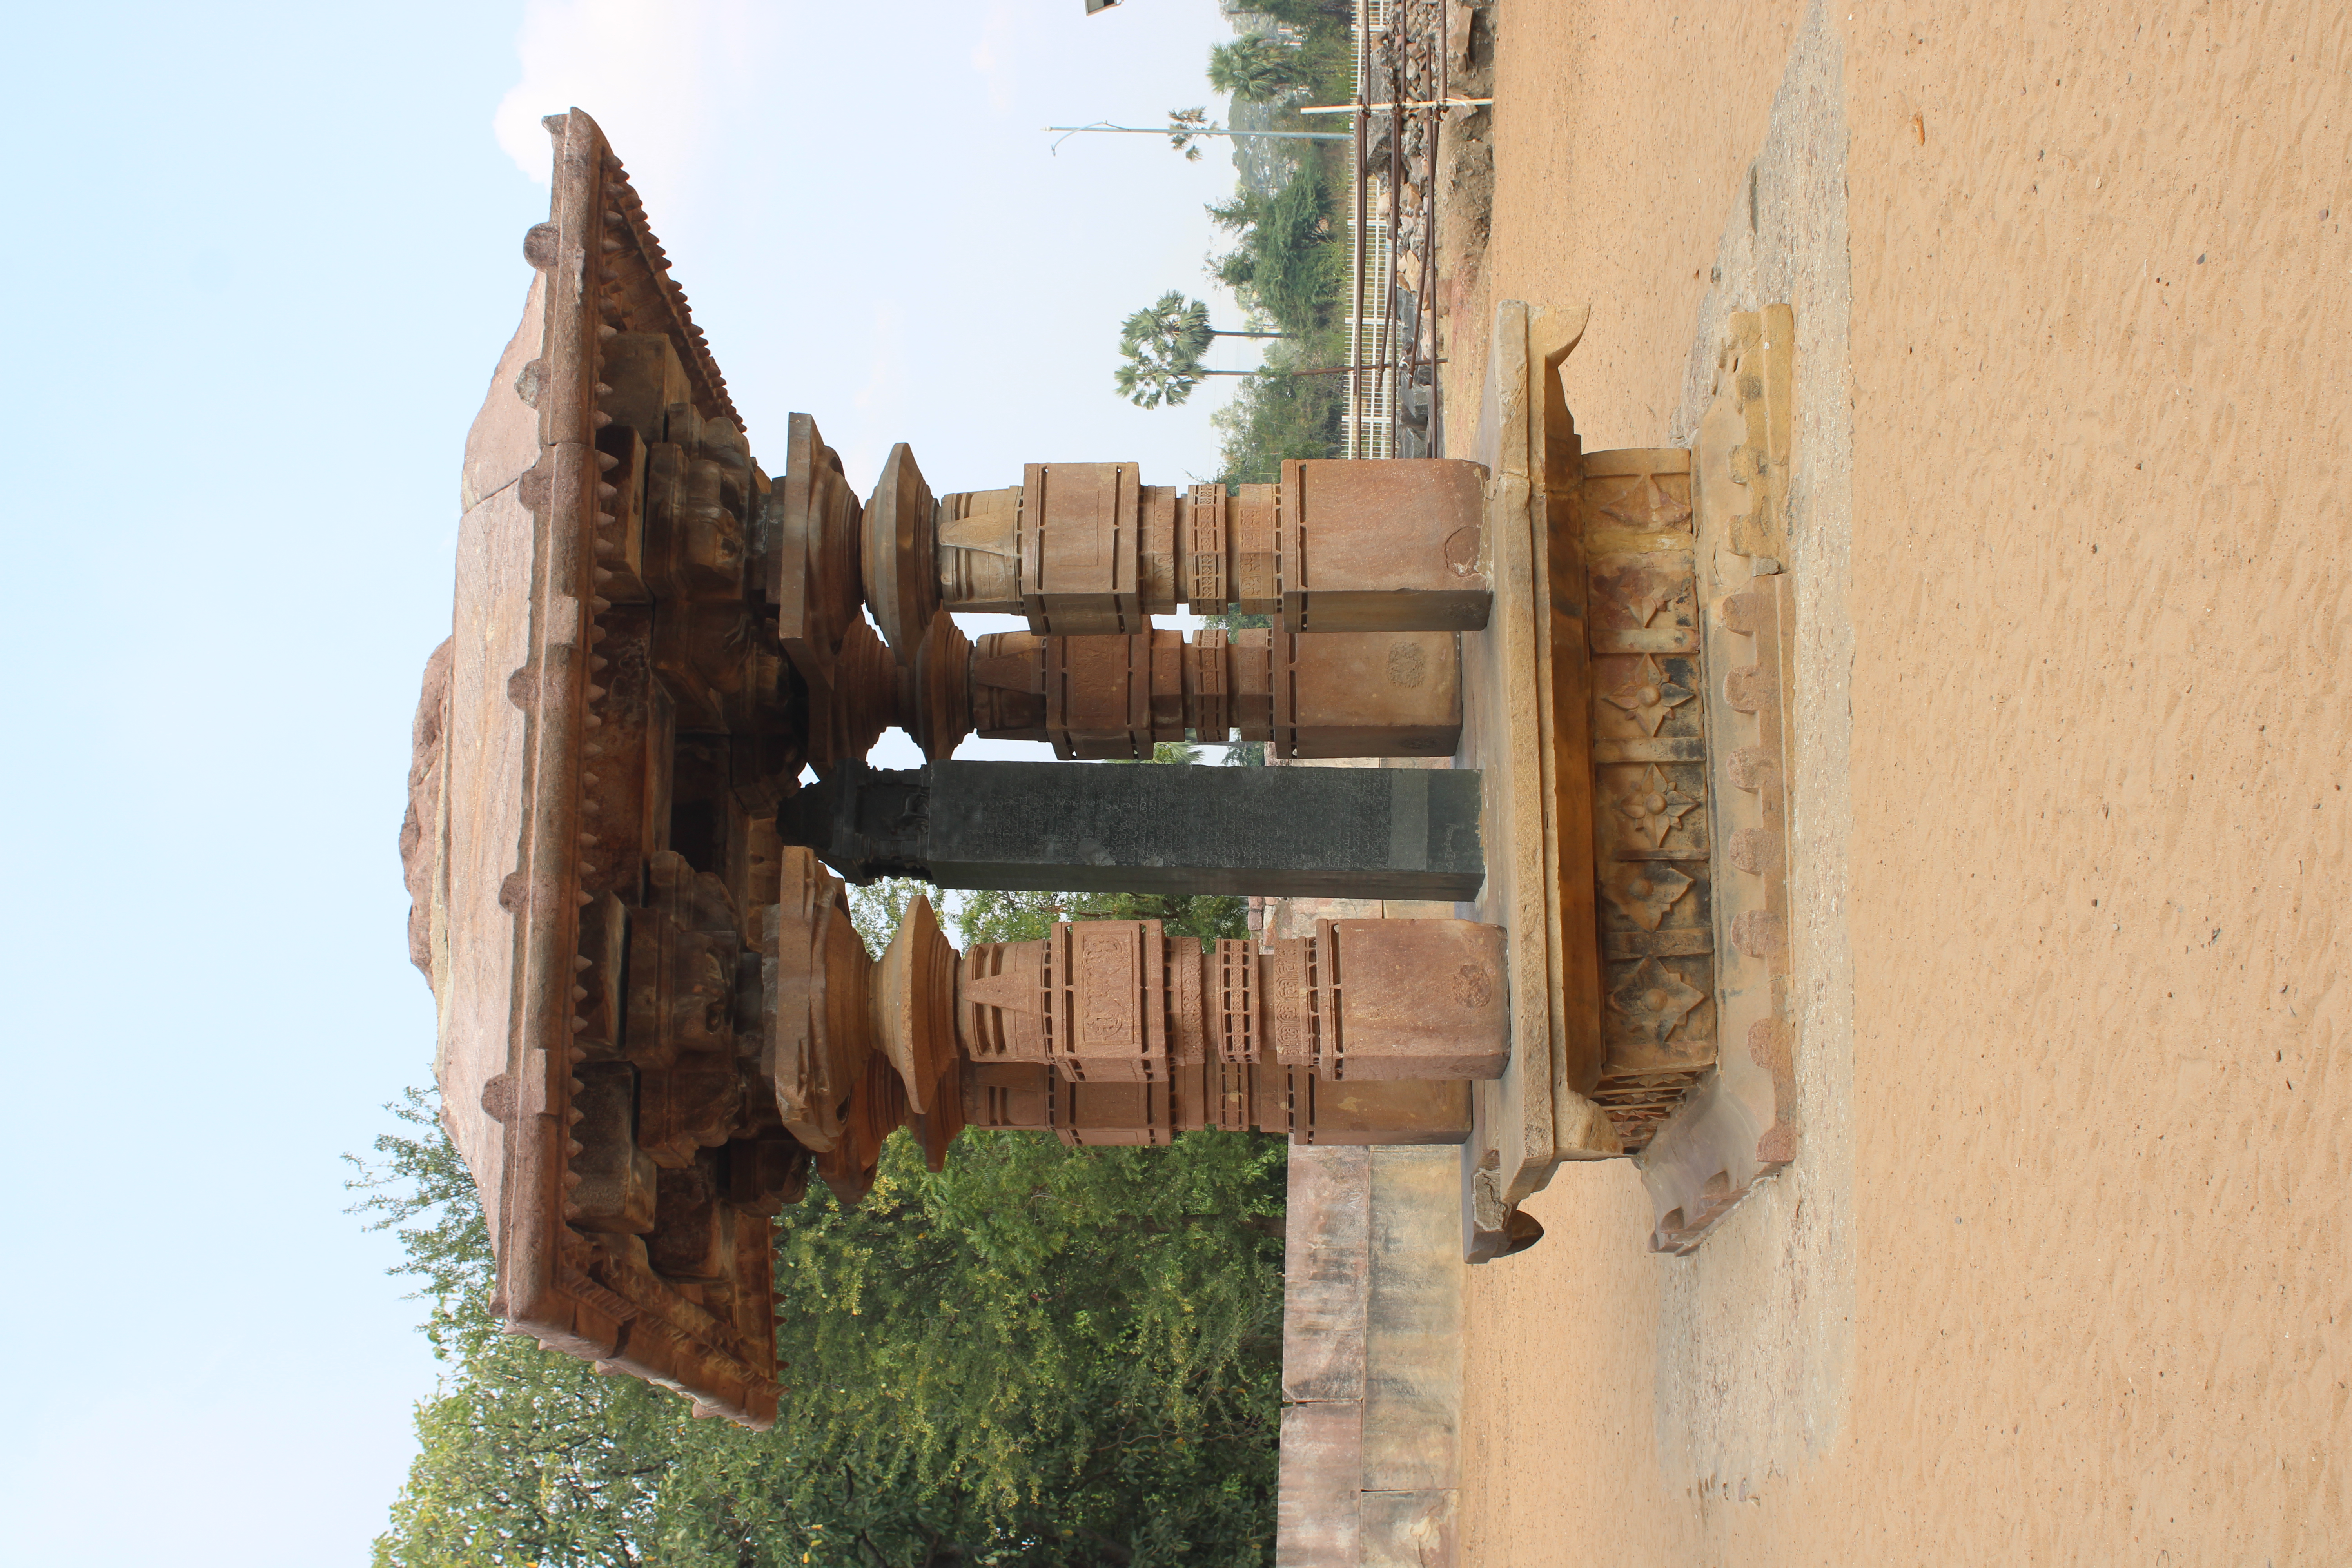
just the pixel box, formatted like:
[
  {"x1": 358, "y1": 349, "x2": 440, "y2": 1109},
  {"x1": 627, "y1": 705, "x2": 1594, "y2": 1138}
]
[{"x1": 405, "y1": 109, "x2": 1800, "y2": 1424}]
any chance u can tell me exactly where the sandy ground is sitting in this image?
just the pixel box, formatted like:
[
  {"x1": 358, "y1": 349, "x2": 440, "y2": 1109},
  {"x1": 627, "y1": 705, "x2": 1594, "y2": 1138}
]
[{"x1": 1451, "y1": 3, "x2": 2352, "y2": 1562}]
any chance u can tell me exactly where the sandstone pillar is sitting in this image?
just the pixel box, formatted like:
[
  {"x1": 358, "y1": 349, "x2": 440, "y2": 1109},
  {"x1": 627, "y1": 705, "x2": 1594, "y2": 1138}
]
[{"x1": 902, "y1": 456, "x2": 1491, "y2": 642}]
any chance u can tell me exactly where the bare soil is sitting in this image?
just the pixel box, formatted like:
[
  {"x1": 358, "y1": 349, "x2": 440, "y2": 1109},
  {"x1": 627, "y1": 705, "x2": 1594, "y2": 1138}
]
[{"x1": 1451, "y1": 4, "x2": 2352, "y2": 1562}]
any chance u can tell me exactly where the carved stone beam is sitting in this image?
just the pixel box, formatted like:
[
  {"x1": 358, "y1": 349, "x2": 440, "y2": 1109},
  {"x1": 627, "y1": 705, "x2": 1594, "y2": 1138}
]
[
  {"x1": 914, "y1": 457, "x2": 1491, "y2": 642},
  {"x1": 776, "y1": 759, "x2": 1484, "y2": 900}
]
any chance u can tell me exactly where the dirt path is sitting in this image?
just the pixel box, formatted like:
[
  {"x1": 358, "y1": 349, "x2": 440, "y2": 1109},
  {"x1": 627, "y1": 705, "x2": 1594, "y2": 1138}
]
[{"x1": 1455, "y1": 4, "x2": 2351, "y2": 1562}]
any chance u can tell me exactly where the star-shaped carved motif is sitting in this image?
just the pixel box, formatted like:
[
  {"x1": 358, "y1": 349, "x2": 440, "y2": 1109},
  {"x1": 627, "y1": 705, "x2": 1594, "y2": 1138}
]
[
  {"x1": 1592, "y1": 472, "x2": 1695, "y2": 532},
  {"x1": 1607, "y1": 957, "x2": 1704, "y2": 1047},
  {"x1": 1601, "y1": 860, "x2": 1693, "y2": 931},
  {"x1": 1601, "y1": 657, "x2": 1695, "y2": 736},
  {"x1": 1601, "y1": 573, "x2": 1672, "y2": 630},
  {"x1": 1612, "y1": 764, "x2": 1699, "y2": 849}
]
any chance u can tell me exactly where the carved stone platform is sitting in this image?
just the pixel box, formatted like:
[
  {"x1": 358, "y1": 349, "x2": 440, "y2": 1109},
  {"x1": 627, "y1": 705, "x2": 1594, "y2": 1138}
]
[
  {"x1": 1635, "y1": 305, "x2": 1800, "y2": 1252},
  {"x1": 1455, "y1": 301, "x2": 1799, "y2": 1259}
]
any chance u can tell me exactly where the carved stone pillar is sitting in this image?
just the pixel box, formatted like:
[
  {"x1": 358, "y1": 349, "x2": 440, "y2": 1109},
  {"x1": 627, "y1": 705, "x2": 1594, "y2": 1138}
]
[
  {"x1": 965, "y1": 627, "x2": 1460, "y2": 760},
  {"x1": 918, "y1": 458, "x2": 1490, "y2": 639},
  {"x1": 611, "y1": 855, "x2": 1490, "y2": 1197},
  {"x1": 954, "y1": 916, "x2": 1497, "y2": 1146},
  {"x1": 961, "y1": 916, "x2": 1507, "y2": 1084}
]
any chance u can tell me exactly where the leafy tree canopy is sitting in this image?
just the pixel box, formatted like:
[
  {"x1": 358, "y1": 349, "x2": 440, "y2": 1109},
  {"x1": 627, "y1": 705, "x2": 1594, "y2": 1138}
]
[
  {"x1": 1247, "y1": 0, "x2": 1353, "y2": 30},
  {"x1": 1211, "y1": 350, "x2": 1344, "y2": 490},
  {"x1": 1114, "y1": 294, "x2": 1211, "y2": 408},
  {"x1": 1115, "y1": 293, "x2": 1289, "y2": 410},
  {"x1": 1164, "y1": 106, "x2": 1212, "y2": 162},
  {"x1": 359, "y1": 1100, "x2": 1285, "y2": 1564},
  {"x1": 1206, "y1": 171, "x2": 1338, "y2": 340},
  {"x1": 1113, "y1": 345, "x2": 1203, "y2": 411}
]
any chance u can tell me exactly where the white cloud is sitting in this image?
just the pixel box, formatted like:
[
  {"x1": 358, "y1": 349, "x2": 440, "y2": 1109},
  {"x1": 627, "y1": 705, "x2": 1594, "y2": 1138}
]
[{"x1": 492, "y1": 0, "x2": 782, "y2": 185}]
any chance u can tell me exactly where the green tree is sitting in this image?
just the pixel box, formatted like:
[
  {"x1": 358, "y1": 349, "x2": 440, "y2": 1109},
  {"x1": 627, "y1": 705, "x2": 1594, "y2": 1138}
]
[
  {"x1": 359, "y1": 1104, "x2": 1284, "y2": 1566},
  {"x1": 1123, "y1": 292, "x2": 1288, "y2": 361},
  {"x1": 1207, "y1": 36, "x2": 1315, "y2": 104},
  {"x1": 1114, "y1": 293, "x2": 1282, "y2": 410},
  {"x1": 1250, "y1": 0, "x2": 1352, "y2": 29},
  {"x1": 1206, "y1": 172, "x2": 1339, "y2": 339},
  {"x1": 1113, "y1": 342, "x2": 1236, "y2": 410},
  {"x1": 1164, "y1": 106, "x2": 1212, "y2": 162},
  {"x1": 766, "y1": 1126, "x2": 1285, "y2": 1563},
  {"x1": 1211, "y1": 354, "x2": 1344, "y2": 488}
]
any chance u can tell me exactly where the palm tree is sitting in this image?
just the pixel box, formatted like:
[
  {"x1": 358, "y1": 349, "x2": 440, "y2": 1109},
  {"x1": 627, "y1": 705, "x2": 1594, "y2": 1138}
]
[
  {"x1": 1114, "y1": 292, "x2": 1287, "y2": 409},
  {"x1": 1208, "y1": 35, "x2": 1316, "y2": 103},
  {"x1": 1114, "y1": 343, "x2": 1250, "y2": 410},
  {"x1": 1122, "y1": 290, "x2": 1212, "y2": 368}
]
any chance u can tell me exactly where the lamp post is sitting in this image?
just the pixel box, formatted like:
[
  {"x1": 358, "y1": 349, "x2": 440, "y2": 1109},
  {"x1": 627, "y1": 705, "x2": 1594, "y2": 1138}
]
[{"x1": 1047, "y1": 122, "x2": 1349, "y2": 149}]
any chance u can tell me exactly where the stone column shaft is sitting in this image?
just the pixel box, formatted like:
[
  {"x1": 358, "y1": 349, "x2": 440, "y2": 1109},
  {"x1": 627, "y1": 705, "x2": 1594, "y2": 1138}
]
[{"x1": 777, "y1": 759, "x2": 1485, "y2": 901}]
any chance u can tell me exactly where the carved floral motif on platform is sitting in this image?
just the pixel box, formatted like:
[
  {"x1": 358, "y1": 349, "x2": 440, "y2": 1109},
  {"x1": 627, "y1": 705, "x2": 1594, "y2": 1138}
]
[
  {"x1": 1600, "y1": 655, "x2": 1696, "y2": 736},
  {"x1": 1581, "y1": 450, "x2": 1716, "y2": 1150}
]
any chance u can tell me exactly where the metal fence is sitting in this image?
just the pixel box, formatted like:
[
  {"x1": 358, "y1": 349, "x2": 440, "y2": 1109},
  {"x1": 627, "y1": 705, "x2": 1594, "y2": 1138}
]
[
  {"x1": 1344, "y1": 0, "x2": 1397, "y2": 458},
  {"x1": 1337, "y1": 0, "x2": 1477, "y2": 460}
]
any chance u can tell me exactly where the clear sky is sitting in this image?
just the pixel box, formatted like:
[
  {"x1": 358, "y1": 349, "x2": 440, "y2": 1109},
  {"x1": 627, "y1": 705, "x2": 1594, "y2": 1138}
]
[{"x1": 0, "y1": 2, "x2": 1253, "y2": 1561}]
